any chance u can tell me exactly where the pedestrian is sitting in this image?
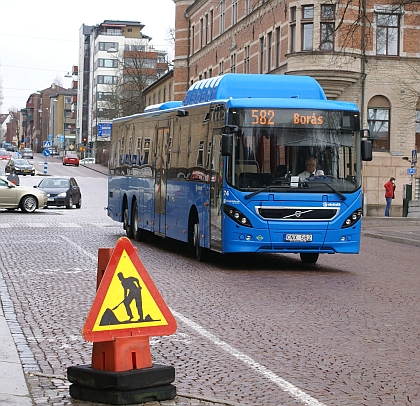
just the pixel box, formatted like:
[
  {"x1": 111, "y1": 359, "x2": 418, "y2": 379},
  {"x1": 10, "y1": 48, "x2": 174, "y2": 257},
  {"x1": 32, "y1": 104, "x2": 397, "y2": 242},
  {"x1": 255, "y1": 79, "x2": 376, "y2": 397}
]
[{"x1": 384, "y1": 177, "x2": 396, "y2": 217}]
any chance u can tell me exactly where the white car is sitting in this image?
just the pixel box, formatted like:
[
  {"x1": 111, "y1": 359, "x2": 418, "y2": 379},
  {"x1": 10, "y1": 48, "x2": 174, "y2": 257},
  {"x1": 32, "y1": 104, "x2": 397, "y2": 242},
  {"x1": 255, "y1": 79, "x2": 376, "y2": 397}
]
[
  {"x1": 80, "y1": 157, "x2": 96, "y2": 164},
  {"x1": 0, "y1": 177, "x2": 48, "y2": 213}
]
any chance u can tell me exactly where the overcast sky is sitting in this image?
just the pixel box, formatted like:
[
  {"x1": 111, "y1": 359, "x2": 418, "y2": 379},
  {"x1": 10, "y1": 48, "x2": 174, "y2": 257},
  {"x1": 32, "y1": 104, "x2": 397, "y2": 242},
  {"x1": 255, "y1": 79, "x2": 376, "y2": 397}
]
[{"x1": 0, "y1": 0, "x2": 175, "y2": 114}]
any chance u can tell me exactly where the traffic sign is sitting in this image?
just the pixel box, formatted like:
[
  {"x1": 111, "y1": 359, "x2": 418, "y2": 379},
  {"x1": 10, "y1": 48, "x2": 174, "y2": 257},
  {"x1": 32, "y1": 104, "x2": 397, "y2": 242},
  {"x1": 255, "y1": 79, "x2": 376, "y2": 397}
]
[
  {"x1": 407, "y1": 167, "x2": 417, "y2": 175},
  {"x1": 412, "y1": 150, "x2": 418, "y2": 165},
  {"x1": 43, "y1": 141, "x2": 51, "y2": 148},
  {"x1": 43, "y1": 149, "x2": 51, "y2": 157},
  {"x1": 97, "y1": 122, "x2": 112, "y2": 137},
  {"x1": 83, "y1": 237, "x2": 177, "y2": 342}
]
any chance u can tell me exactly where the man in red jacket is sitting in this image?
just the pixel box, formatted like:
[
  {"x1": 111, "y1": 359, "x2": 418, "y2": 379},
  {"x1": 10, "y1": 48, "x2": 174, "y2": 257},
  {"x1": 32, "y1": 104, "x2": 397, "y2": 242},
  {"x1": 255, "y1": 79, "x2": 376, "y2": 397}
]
[{"x1": 384, "y1": 177, "x2": 396, "y2": 217}]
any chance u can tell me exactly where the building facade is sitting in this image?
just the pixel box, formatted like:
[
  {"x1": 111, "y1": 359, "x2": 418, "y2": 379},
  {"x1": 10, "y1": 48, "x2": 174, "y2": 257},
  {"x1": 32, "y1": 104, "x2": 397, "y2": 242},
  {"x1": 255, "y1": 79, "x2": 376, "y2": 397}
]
[
  {"x1": 172, "y1": 0, "x2": 420, "y2": 215},
  {"x1": 77, "y1": 20, "x2": 169, "y2": 161}
]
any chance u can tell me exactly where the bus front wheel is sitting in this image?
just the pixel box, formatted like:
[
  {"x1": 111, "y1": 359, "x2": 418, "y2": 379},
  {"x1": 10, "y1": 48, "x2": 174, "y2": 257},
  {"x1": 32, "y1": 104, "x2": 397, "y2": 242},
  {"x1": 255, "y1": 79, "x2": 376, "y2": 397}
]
[
  {"x1": 299, "y1": 253, "x2": 319, "y2": 264},
  {"x1": 189, "y1": 218, "x2": 209, "y2": 262}
]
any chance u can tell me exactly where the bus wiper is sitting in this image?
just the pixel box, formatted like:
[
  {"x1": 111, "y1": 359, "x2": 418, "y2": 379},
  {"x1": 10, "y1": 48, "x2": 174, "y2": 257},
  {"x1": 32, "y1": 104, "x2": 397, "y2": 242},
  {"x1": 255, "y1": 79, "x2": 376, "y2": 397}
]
[
  {"x1": 245, "y1": 185, "x2": 290, "y2": 200},
  {"x1": 307, "y1": 181, "x2": 347, "y2": 201}
]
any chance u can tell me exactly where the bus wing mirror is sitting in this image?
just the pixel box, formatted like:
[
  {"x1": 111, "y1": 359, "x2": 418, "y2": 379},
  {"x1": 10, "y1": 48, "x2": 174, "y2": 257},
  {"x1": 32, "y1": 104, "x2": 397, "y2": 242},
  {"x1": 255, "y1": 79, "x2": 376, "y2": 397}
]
[
  {"x1": 221, "y1": 125, "x2": 238, "y2": 156},
  {"x1": 361, "y1": 129, "x2": 372, "y2": 161},
  {"x1": 221, "y1": 133, "x2": 233, "y2": 156}
]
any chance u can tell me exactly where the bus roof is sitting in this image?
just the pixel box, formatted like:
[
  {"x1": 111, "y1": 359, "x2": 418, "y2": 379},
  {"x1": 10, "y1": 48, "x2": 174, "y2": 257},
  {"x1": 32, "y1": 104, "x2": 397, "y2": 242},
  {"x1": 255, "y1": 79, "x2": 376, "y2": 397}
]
[{"x1": 182, "y1": 74, "x2": 327, "y2": 106}]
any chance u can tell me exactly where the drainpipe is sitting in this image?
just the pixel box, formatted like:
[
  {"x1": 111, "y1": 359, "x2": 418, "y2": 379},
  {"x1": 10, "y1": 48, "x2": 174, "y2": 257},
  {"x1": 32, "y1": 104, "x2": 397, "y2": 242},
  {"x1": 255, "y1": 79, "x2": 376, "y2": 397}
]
[
  {"x1": 184, "y1": 10, "x2": 191, "y2": 94},
  {"x1": 360, "y1": 0, "x2": 367, "y2": 127}
]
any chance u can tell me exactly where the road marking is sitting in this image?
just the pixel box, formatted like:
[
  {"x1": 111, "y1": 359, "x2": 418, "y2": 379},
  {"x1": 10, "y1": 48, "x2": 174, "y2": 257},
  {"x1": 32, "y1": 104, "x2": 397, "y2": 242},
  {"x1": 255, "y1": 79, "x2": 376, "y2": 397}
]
[
  {"x1": 0, "y1": 223, "x2": 12, "y2": 228},
  {"x1": 171, "y1": 309, "x2": 327, "y2": 406},
  {"x1": 61, "y1": 236, "x2": 97, "y2": 261},
  {"x1": 59, "y1": 223, "x2": 82, "y2": 227},
  {"x1": 27, "y1": 223, "x2": 48, "y2": 227}
]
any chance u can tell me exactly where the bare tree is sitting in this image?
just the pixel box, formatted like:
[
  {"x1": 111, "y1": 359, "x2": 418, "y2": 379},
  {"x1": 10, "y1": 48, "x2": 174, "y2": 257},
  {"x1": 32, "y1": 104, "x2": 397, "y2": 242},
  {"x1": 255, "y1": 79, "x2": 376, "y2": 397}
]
[{"x1": 99, "y1": 43, "x2": 169, "y2": 119}]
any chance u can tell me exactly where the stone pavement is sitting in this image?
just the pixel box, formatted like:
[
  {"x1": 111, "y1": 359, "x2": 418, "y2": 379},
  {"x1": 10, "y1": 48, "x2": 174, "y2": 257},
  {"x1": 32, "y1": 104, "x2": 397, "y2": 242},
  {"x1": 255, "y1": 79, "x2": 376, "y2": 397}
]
[{"x1": 1, "y1": 162, "x2": 419, "y2": 405}]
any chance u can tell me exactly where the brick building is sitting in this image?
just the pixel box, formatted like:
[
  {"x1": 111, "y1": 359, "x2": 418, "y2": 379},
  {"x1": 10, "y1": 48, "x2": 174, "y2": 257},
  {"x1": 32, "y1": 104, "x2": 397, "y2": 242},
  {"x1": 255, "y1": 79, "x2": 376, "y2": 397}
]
[{"x1": 172, "y1": 0, "x2": 420, "y2": 215}]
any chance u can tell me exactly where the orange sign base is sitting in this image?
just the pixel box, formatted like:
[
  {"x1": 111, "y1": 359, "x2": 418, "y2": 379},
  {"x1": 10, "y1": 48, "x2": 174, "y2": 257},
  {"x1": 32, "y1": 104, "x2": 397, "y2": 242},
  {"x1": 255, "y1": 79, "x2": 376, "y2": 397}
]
[{"x1": 92, "y1": 336, "x2": 152, "y2": 372}]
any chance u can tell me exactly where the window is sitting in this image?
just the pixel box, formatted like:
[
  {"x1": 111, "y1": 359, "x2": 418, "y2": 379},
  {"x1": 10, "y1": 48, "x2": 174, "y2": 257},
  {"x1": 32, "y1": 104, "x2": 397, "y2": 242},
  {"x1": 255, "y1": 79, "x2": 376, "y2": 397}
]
[
  {"x1": 267, "y1": 32, "x2": 272, "y2": 71},
  {"x1": 275, "y1": 27, "x2": 281, "y2": 67},
  {"x1": 197, "y1": 141, "x2": 205, "y2": 166},
  {"x1": 98, "y1": 75, "x2": 117, "y2": 84},
  {"x1": 302, "y1": 5, "x2": 314, "y2": 51},
  {"x1": 210, "y1": 10, "x2": 214, "y2": 41},
  {"x1": 97, "y1": 92, "x2": 113, "y2": 101},
  {"x1": 205, "y1": 14, "x2": 209, "y2": 44},
  {"x1": 231, "y1": 53, "x2": 236, "y2": 73},
  {"x1": 220, "y1": 0, "x2": 225, "y2": 34},
  {"x1": 200, "y1": 18, "x2": 204, "y2": 48},
  {"x1": 99, "y1": 42, "x2": 119, "y2": 52},
  {"x1": 290, "y1": 6, "x2": 296, "y2": 52},
  {"x1": 246, "y1": 0, "x2": 252, "y2": 15},
  {"x1": 376, "y1": 12, "x2": 400, "y2": 56},
  {"x1": 368, "y1": 96, "x2": 391, "y2": 151},
  {"x1": 232, "y1": 0, "x2": 238, "y2": 25},
  {"x1": 320, "y1": 4, "x2": 335, "y2": 51},
  {"x1": 98, "y1": 58, "x2": 118, "y2": 68},
  {"x1": 244, "y1": 45, "x2": 250, "y2": 73},
  {"x1": 259, "y1": 37, "x2": 265, "y2": 73},
  {"x1": 219, "y1": 60, "x2": 224, "y2": 75},
  {"x1": 192, "y1": 25, "x2": 195, "y2": 53}
]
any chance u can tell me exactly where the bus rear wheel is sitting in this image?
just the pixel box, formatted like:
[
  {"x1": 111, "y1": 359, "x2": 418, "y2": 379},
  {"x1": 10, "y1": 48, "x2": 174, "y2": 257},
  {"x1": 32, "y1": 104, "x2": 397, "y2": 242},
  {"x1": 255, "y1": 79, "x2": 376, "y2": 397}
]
[
  {"x1": 132, "y1": 204, "x2": 146, "y2": 242},
  {"x1": 123, "y1": 207, "x2": 133, "y2": 238},
  {"x1": 299, "y1": 253, "x2": 319, "y2": 264}
]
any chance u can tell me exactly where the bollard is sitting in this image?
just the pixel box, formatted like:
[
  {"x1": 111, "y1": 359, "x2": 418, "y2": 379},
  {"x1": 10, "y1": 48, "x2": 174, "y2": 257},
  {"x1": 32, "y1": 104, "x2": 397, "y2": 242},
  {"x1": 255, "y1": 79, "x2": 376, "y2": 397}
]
[{"x1": 43, "y1": 161, "x2": 48, "y2": 174}]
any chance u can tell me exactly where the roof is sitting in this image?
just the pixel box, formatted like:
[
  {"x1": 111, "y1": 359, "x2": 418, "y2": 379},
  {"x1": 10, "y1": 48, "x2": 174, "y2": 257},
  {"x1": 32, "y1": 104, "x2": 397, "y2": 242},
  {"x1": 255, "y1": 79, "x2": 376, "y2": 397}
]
[{"x1": 181, "y1": 74, "x2": 328, "y2": 106}]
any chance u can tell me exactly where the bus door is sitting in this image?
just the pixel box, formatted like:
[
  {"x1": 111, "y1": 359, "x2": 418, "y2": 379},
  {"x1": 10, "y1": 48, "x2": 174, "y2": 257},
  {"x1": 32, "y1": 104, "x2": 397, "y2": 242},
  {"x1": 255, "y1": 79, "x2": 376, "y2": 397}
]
[
  {"x1": 154, "y1": 126, "x2": 169, "y2": 234},
  {"x1": 209, "y1": 129, "x2": 223, "y2": 252}
]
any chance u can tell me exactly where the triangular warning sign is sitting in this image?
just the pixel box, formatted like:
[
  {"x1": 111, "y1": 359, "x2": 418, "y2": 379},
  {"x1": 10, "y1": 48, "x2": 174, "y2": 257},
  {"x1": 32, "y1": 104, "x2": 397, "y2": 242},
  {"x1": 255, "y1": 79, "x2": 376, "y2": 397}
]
[{"x1": 83, "y1": 237, "x2": 177, "y2": 342}]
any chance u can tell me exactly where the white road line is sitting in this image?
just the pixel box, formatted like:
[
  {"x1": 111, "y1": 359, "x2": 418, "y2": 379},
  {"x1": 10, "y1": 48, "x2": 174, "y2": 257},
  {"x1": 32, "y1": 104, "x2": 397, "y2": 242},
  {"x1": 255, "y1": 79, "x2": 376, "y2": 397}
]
[
  {"x1": 27, "y1": 223, "x2": 48, "y2": 227},
  {"x1": 171, "y1": 309, "x2": 327, "y2": 406},
  {"x1": 0, "y1": 224, "x2": 12, "y2": 228},
  {"x1": 59, "y1": 223, "x2": 82, "y2": 227},
  {"x1": 60, "y1": 236, "x2": 97, "y2": 261}
]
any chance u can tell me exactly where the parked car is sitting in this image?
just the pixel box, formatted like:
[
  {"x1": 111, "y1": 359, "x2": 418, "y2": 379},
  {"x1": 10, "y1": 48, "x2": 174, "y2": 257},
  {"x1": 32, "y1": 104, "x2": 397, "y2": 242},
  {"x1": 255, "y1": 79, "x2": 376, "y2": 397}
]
[
  {"x1": 0, "y1": 177, "x2": 48, "y2": 213},
  {"x1": 21, "y1": 148, "x2": 34, "y2": 159},
  {"x1": 46, "y1": 148, "x2": 59, "y2": 156},
  {"x1": 0, "y1": 150, "x2": 11, "y2": 160},
  {"x1": 35, "y1": 177, "x2": 82, "y2": 209},
  {"x1": 5, "y1": 159, "x2": 35, "y2": 176},
  {"x1": 63, "y1": 153, "x2": 79, "y2": 166}
]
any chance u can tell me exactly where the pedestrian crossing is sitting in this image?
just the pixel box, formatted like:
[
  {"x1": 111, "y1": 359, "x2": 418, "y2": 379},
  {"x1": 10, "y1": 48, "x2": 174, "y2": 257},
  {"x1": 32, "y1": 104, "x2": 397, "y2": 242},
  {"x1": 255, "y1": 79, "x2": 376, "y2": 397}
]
[{"x1": 0, "y1": 222, "x2": 123, "y2": 229}]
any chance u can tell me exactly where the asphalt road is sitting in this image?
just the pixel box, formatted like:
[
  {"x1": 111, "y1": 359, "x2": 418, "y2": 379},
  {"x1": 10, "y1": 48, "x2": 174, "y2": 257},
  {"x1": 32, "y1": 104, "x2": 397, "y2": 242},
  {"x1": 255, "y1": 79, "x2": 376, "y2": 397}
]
[{"x1": 0, "y1": 155, "x2": 419, "y2": 406}]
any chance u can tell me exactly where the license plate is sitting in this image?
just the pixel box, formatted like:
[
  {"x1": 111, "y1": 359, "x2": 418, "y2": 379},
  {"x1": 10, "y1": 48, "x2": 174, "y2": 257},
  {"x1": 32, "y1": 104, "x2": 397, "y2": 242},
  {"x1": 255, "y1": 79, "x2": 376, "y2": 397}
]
[
  {"x1": 285, "y1": 234, "x2": 313, "y2": 242},
  {"x1": 48, "y1": 198, "x2": 54, "y2": 202},
  {"x1": 23, "y1": 170, "x2": 30, "y2": 172}
]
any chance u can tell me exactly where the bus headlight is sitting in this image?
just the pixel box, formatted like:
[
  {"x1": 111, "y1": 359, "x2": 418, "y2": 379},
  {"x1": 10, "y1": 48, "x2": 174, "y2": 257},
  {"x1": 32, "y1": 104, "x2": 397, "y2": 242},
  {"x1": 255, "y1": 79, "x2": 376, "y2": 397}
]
[
  {"x1": 224, "y1": 205, "x2": 252, "y2": 227},
  {"x1": 342, "y1": 208, "x2": 362, "y2": 228}
]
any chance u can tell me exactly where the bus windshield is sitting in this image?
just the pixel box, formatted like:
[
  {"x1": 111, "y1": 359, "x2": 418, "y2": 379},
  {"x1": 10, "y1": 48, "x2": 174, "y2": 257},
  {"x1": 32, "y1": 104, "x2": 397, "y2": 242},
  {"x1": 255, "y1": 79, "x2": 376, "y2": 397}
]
[{"x1": 226, "y1": 108, "x2": 361, "y2": 194}]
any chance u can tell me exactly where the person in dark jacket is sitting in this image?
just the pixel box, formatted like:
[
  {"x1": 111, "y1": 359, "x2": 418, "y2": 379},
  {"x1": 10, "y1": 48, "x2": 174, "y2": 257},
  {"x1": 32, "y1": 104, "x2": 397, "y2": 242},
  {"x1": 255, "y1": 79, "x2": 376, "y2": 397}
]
[{"x1": 384, "y1": 177, "x2": 396, "y2": 217}]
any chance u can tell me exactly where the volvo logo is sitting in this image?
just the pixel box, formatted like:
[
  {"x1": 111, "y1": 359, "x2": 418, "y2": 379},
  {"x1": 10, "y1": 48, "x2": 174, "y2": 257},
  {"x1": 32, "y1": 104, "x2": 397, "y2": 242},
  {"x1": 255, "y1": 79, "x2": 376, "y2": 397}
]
[{"x1": 295, "y1": 210, "x2": 302, "y2": 218}]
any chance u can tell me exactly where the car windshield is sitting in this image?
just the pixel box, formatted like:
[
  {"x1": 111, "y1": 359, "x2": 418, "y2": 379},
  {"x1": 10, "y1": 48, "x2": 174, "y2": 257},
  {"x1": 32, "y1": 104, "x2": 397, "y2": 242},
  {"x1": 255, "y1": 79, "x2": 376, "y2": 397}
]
[
  {"x1": 39, "y1": 179, "x2": 70, "y2": 188},
  {"x1": 14, "y1": 159, "x2": 30, "y2": 165}
]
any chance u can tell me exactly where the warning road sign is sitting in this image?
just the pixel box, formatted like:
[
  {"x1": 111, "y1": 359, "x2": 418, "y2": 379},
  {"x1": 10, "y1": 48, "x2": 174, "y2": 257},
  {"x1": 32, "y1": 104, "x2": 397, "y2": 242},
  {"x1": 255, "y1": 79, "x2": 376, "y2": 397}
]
[{"x1": 83, "y1": 237, "x2": 177, "y2": 342}]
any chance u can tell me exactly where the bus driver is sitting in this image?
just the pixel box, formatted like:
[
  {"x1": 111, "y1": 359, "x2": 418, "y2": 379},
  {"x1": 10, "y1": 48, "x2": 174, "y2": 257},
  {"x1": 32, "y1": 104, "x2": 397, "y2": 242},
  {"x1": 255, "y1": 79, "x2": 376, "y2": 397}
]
[{"x1": 299, "y1": 157, "x2": 324, "y2": 182}]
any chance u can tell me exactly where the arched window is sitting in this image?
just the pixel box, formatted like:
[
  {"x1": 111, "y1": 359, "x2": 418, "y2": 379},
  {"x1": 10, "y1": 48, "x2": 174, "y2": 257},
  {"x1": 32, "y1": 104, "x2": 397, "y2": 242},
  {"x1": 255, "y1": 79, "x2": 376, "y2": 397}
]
[{"x1": 367, "y1": 95, "x2": 390, "y2": 151}]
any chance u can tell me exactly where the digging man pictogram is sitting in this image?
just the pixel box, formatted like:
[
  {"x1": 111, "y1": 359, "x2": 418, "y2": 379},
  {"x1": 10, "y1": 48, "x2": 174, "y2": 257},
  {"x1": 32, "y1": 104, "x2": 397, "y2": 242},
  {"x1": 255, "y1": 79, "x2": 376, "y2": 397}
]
[{"x1": 117, "y1": 272, "x2": 144, "y2": 321}]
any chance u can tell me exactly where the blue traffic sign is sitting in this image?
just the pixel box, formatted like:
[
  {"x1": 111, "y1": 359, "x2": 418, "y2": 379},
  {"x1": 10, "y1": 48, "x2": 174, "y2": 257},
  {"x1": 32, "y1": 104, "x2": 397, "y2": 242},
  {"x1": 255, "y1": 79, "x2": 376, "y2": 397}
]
[
  {"x1": 43, "y1": 149, "x2": 51, "y2": 157},
  {"x1": 412, "y1": 150, "x2": 417, "y2": 165},
  {"x1": 43, "y1": 141, "x2": 51, "y2": 148},
  {"x1": 407, "y1": 167, "x2": 417, "y2": 175}
]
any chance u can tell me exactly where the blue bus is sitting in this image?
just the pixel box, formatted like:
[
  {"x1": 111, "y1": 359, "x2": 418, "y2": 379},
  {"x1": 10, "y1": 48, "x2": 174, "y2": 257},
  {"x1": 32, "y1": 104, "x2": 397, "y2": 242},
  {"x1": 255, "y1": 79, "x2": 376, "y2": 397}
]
[{"x1": 108, "y1": 74, "x2": 372, "y2": 263}]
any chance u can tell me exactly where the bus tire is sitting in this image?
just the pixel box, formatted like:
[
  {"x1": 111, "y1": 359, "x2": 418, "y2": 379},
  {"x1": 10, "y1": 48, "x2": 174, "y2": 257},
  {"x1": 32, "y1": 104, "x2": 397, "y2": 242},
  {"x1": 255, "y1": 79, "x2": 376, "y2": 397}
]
[
  {"x1": 132, "y1": 203, "x2": 146, "y2": 242},
  {"x1": 190, "y1": 220, "x2": 209, "y2": 262},
  {"x1": 300, "y1": 253, "x2": 319, "y2": 264},
  {"x1": 123, "y1": 207, "x2": 133, "y2": 238}
]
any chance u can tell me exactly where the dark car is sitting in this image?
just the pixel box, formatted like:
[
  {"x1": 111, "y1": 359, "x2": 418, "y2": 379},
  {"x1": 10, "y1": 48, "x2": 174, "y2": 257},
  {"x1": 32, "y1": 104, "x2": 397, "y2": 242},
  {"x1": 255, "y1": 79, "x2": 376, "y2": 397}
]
[
  {"x1": 63, "y1": 153, "x2": 79, "y2": 166},
  {"x1": 35, "y1": 177, "x2": 82, "y2": 209},
  {"x1": 5, "y1": 159, "x2": 35, "y2": 176}
]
